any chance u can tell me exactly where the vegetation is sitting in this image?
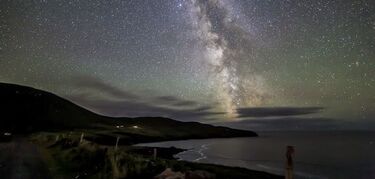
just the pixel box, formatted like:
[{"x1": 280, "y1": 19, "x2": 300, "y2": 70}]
[
  {"x1": 31, "y1": 133, "x2": 282, "y2": 179},
  {"x1": 0, "y1": 82, "x2": 282, "y2": 178}
]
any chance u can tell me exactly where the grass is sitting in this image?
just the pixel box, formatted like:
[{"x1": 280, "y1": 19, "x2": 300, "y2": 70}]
[
  {"x1": 1, "y1": 80, "x2": 272, "y2": 178},
  {"x1": 30, "y1": 132, "x2": 282, "y2": 179}
]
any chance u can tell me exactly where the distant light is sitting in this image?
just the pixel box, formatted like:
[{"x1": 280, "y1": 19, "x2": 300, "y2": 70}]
[
  {"x1": 132, "y1": 125, "x2": 139, "y2": 129},
  {"x1": 4, "y1": 132, "x2": 11, "y2": 136},
  {"x1": 116, "y1": 125, "x2": 124, "y2": 128}
]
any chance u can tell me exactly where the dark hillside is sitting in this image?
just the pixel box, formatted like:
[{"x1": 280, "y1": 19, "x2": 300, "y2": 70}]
[{"x1": 0, "y1": 82, "x2": 257, "y2": 139}]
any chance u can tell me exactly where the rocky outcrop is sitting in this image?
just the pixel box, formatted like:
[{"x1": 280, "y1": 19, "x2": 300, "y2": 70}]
[{"x1": 155, "y1": 168, "x2": 216, "y2": 179}]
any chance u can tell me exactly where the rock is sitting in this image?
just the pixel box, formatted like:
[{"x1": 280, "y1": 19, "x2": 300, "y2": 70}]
[
  {"x1": 186, "y1": 170, "x2": 216, "y2": 179},
  {"x1": 155, "y1": 168, "x2": 216, "y2": 179},
  {"x1": 155, "y1": 168, "x2": 185, "y2": 179}
]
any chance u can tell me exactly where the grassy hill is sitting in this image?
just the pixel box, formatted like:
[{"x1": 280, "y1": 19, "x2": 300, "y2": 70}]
[{"x1": 0, "y1": 82, "x2": 257, "y2": 142}]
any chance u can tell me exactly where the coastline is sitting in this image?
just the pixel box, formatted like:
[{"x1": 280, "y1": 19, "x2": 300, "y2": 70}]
[
  {"x1": 29, "y1": 133, "x2": 283, "y2": 179},
  {"x1": 137, "y1": 131, "x2": 375, "y2": 179}
]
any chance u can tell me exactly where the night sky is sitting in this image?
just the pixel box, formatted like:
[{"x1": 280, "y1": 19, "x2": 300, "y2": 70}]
[{"x1": 0, "y1": 0, "x2": 374, "y2": 130}]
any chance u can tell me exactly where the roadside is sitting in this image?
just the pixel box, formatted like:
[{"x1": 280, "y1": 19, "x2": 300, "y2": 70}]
[
  {"x1": 31, "y1": 133, "x2": 283, "y2": 179},
  {"x1": 0, "y1": 137, "x2": 51, "y2": 179}
]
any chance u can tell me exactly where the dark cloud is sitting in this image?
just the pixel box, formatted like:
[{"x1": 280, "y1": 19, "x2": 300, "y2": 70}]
[
  {"x1": 154, "y1": 95, "x2": 199, "y2": 107},
  {"x1": 155, "y1": 96, "x2": 180, "y2": 102},
  {"x1": 194, "y1": 106, "x2": 214, "y2": 112},
  {"x1": 237, "y1": 107, "x2": 324, "y2": 118},
  {"x1": 71, "y1": 76, "x2": 138, "y2": 100},
  {"x1": 216, "y1": 117, "x2": 340, "y2": 131},
  {"x1": 216, "y1": 117, "x2": 375, "y2": 131},
  {"x1": 67, "y1": 76, "x2": 220, "y2": 121},
  {"x1": 174, "y1": 100, "x2": 199, "y2": 107},
  {"x1": 69, "y1": 94, "x2": 221, "y2": 121}
]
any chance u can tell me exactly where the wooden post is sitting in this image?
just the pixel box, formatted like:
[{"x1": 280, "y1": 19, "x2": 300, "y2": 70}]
[
  {"x1": 55, "y1": 135, "x2": 59, "y2": 142},
  {"x1": 285, "y1": 146, "x2": 295, "y2": 179},
  {"x1": 80, "y1": 133, "x2": 84, "y2": 144},
  {"x1": 115, "y1": 136, "x2": 120, "y2": 151},
  {"x1": 153, "y1": 148, "x2": 157, "y2": 159}
]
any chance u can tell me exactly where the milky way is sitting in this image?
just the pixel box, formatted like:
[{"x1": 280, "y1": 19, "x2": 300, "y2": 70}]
[
  {"x1": 188, "y1": 0, "x2": 268, "y2": 117},
  {"x1": 0, "y1": 0, "x2": 374, "y2": 128}
]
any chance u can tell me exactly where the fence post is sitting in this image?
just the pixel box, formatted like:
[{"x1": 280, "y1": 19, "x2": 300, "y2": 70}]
[
  {"x1": 153, "y1": 148, "x2": 157, "y2": 159},
  {"x1": 80, "y1": 133, "x2": 84, "y2": 144},
  {"x1": 115, "y1": 136, "x2": 120, "y2": 151},
  {"x1": 285, "y1": 146, "x2": 295, "y2": 179}
]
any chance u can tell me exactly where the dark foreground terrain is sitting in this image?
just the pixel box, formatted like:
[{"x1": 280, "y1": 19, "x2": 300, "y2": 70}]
[
  {"x1": 0, "y1": 134, "x2": 282, "y2": 179},
  {"x1": 0, "y1": 82, "x2": 256, "y2": 141},
  {"x1": 0, "y1": 138, "x2": 51, "y2": 179},
  {"x1": 0, "y1": 82, "x2": 281, "y2": 178},
  {"x1": 27, "y1": 133, "x2": 282, "y2": 179}
]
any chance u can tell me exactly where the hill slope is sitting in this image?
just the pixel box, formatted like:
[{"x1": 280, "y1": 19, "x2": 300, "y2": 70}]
[
  {"x1": 0, "y1": 82, "x2": 257, "y2": 140},
  {"x1": 0, "y1": 82, "x2": 106, "y2": 132}
]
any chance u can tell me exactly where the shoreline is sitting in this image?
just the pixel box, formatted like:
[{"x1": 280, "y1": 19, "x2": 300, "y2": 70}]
[
  {"x1": 28, "y1": 133, "x2": 283, "y2": 179},
  {"x1": 129, "y1": 145, "x2": 284, "y2": 179}
]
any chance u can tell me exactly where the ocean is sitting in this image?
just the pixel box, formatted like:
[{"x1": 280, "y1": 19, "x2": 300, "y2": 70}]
[{"x1": 136, "y1": 131, "x2": 375, "y2": 179}]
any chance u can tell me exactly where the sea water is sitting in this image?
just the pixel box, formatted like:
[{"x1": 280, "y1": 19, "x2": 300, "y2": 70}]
[{"x1": 136, "y1": 131, "x2": 375, "y2": 179}]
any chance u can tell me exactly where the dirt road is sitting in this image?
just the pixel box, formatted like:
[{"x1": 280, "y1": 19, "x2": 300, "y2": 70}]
[{"x1": 0, "y1": 138, "x2": 51, "y2": 179}]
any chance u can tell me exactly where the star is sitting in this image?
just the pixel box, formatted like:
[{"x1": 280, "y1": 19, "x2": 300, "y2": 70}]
[{"x1": 0, "y1": 0, "x2": 373, "y2": 125}]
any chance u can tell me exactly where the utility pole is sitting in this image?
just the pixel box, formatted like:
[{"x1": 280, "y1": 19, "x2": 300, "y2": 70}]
[{"x1": 285, "y1": 146, "x2": 295, "y2": 179}]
